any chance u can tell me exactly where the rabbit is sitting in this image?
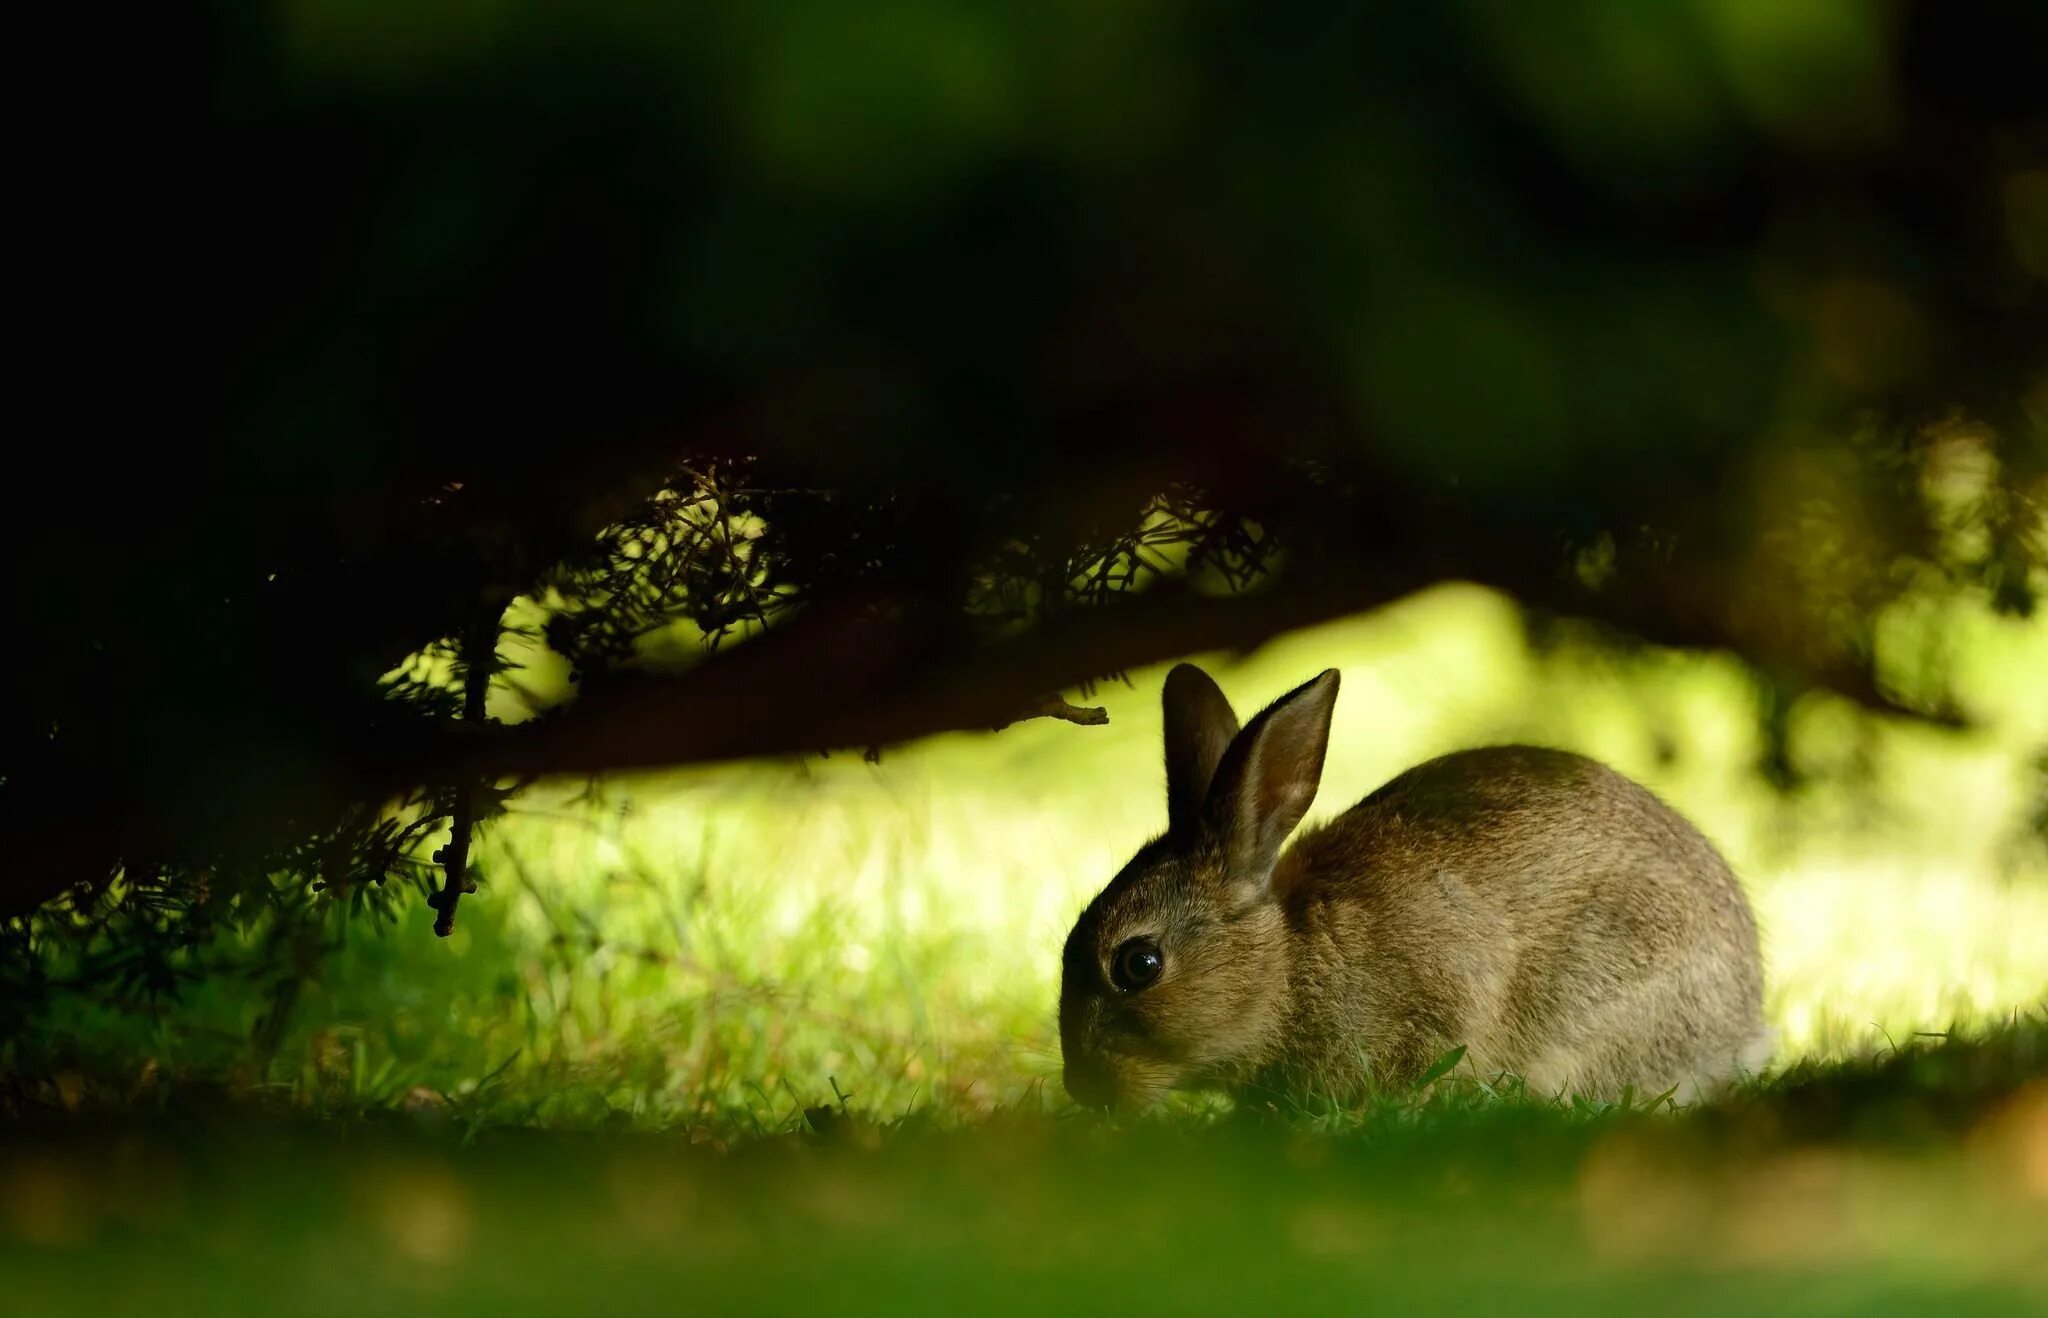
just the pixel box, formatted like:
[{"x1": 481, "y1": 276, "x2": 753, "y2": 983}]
[{"x1": 1059, "y1": 663, "x2": 1771, "y2": 1110}]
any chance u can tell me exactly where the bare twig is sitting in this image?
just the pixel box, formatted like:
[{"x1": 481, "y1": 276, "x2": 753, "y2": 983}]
[
  {"x1": 997, "y1": 694, "x2": 1110, "y2": 730},
  {"x1": 427, "y1": 598, "x2": 506, "y2": 938}
]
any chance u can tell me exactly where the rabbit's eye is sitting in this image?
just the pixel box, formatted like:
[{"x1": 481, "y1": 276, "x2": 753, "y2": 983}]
[{"x1": 1111, "y1": 938, "x2": 1164, "y2": 991}]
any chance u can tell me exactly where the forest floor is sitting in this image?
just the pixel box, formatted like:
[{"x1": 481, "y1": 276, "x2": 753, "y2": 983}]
[{"x1": 4, "y1": 1016, "x2": 2044, "y2": 1317}]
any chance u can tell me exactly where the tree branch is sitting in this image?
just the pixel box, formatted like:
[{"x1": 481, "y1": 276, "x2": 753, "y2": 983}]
[{"x1": 1, "y1": 542, "x2": 1969, "y2": 924}]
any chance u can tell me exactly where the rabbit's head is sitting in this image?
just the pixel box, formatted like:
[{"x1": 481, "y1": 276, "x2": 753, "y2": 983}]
[{"x1": 1059, "y1": 663, "x2": 1340, "y2": 1108}]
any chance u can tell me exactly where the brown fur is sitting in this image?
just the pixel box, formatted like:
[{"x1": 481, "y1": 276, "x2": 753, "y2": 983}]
[{"x1": 1059, "y1": 665, "x2": 1769, "y2": 1109}]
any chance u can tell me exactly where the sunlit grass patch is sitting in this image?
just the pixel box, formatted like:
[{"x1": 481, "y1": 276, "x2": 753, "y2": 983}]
[{"x1": 1763, "y1": 860, "x2": 2048, "y2": 1058}]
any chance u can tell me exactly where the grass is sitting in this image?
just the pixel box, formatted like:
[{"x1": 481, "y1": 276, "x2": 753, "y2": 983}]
[
  {"x1": 4, "y1": 1022, "x2": 2045, "y2": 1315},
  {"x1": 4, "y1": 584, "x2": 2046, "y2": 1312}
]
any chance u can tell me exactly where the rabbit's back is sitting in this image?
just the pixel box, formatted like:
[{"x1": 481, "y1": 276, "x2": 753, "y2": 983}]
[{"x1": 1272, "y1": 746, "x2": 1766, "y2": 1101}]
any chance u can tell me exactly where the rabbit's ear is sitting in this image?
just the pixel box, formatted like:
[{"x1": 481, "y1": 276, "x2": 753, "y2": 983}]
[
  {"x1": 1163, "y1": 664, "x2": 1240, "y2": 836},
  {"x1": 1203, "y1": 669, "x2": 1340, "y2": 890}
]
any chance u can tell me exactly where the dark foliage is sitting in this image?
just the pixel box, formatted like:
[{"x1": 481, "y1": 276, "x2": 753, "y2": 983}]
[{"x1": 4, "y1": 1, "x2": 2043, "y2": 1008}]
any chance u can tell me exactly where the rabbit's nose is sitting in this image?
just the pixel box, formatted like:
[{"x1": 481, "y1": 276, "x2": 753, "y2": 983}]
[{"x1": 1062, "y1": 1055, "x2": 1116, "y2": 1109}]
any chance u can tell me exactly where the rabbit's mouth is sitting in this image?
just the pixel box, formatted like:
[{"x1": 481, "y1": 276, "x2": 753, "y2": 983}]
[
  {"x1": 1061, "y1": 1049, "x2": 1177, "y2": 1111},
  {"x1": 1060, "y1": 1055, "x2": 1117, "y2": 1110}
]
